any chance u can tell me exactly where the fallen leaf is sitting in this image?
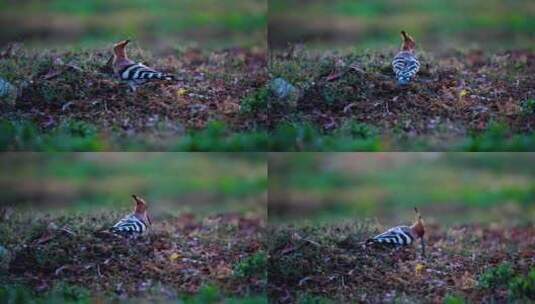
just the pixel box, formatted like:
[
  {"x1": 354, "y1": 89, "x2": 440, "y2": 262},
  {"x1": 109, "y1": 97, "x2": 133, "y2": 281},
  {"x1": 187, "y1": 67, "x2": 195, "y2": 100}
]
[
  {"x1": 43, "y1": 69, "x2": 63, "y2": 80},
  {"x1": 415, "y1": 263, "x2": 425, "y2": 274},
  {"x1": 169, "y1": 252, "x2": 181, "y2": 261},
  {"x1": 213, "y1": 263, "x2": 233, "y2": 279}
]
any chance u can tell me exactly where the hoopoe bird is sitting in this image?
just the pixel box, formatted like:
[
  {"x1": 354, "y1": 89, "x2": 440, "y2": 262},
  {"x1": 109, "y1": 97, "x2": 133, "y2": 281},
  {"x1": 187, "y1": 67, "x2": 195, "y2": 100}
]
[
  {"x1": 112, "y1": 40, "x2": 175, "y2": 91},
  {"x1": 366, "y1": 208, "x2": 426, "y2": 257},
  {"x1": 392, "y1": 31, "x2": 420, "y2": 86},
  {"x1": 110, "y1": 195, "x2": 152, "y2": 237}
]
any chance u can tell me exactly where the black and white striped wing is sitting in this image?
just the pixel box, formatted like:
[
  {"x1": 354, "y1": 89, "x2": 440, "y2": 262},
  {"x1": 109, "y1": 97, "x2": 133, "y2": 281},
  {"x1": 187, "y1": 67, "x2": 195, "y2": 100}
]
[
  {"x1": 370, "y1": 226, "x2": 414, "y2": 246},
  {"x1": 111, "y1": 214, "x2": 147, "y2": 236},
  {"x1": 119, "y1": 63, "x2": 175, "y2": 84},
  {"x1": 392, "y1": 53, "x2": 420, "y2": 85}
]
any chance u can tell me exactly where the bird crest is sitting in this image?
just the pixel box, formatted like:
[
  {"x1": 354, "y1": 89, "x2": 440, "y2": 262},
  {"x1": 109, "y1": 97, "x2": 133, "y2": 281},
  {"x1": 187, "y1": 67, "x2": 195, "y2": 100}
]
[
  {"x1": 400, "y1": 31, "x2": 416, "y2": 52},
  {"x1": 132, "y1": 194, "x2": 151, "y2": 225},
  {"x1": 113, "y1": 39, "x2": 130, "y2": 59}
]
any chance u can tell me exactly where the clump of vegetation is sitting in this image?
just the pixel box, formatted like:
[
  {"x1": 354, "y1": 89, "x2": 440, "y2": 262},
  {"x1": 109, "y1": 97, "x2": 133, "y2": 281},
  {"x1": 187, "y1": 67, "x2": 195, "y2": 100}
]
[
  {"x1": 443, "y1": 294, "x2": 466, "y2": 304},
  {"x1": 233, "y1": 251, "x2": 267, "y2": 280},
  {"x1": 521, "y1": 99, "x2": 535, "y2": 114},
  {"x1": 478, "y1": 263, "x2": 535, "y2": 301},
  {"x1": 508, "y1": 268, "x2": 535, "y2": 301},
  {"x1": 240, "y1": 87, "x2": 269, "y2": 118},
  {"x1": 478, "y1": 262, "x2": 515, "y2": 289}
]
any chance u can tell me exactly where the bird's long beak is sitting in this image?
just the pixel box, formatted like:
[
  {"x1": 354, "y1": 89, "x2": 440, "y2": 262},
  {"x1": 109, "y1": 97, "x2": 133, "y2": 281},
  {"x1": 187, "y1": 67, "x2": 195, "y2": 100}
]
[
  {"x1": 147, "y1": 213, "x2": 152, "y2": 225},
  {"x1": 421, "y1": 238, "x2": 426, "y2": 258}
]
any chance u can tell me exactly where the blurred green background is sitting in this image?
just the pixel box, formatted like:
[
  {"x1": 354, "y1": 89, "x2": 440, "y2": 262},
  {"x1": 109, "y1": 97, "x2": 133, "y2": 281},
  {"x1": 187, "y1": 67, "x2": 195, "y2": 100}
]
[
  {"x1": 269, "y1": 153, "x2": 535, "y2": 225},
  {"x1": 0, "y1": 0, "x2": 266, "y2": 49},
  {"x1": 269, "y1": 0, "x2": 535, "y2": 51},
  {"x1": 0, "y1": 153, "x2": 267, "y2": 216}
]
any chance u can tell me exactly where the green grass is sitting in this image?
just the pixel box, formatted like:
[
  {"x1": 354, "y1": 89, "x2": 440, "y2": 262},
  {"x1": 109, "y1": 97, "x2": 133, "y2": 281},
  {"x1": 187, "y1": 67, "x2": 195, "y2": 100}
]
[
  {"x1": 269, "y1": 123, "x2": 382, "y2": 151},
  {"x1": 269, "y1": 0, "x2": 534, "y2": 50},
  {"x1": 508, "y1": 269, "x2": 535, "y2": 301},
  {"x1": 0, "y1": 119, "x2": 269, "y2": 152},
  {"x1": 463, "y1": 122, "x2": 535, "y2": 152},
  {"x1": 240, "y1": 87, "x2": 269, "y2": 118},
  {"x1": 443, "y1": 294, "x2": 466, "y2": 304},
  {"x1": 233, "y1": 251, "x2": 267, "y2": 281},
  {"x1": 0, "y1": 119, "x2": 106, "y2": 151},
  {"x1": 268, "y1": 121, "x2": 535, "y2": 152},
  {"x1": 268, "y1": 153, "x2": 535, "y2": 224},
  {"x1": 478, "y1": 264, "x2": 535, "y2": 301},
  {"x1": 0, "y1": 153, "x2": 266, "y2": 215},
  {"x1": 0, "y1": 0, "x2": 266, "y2": 48},
  {"x1": 176, "y1": 122, "x2": 269, "y2": 152},
  {"x1": 478, "y1": 263, "x2": 515, "y2": 289},
  {"x1": 0, "y1": 283, "x2": 267, "y2": 304}
]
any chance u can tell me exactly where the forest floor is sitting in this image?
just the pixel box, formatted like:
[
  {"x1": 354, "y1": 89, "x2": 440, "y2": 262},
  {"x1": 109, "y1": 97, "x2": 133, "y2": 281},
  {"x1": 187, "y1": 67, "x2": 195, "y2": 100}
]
[
  {"x1": 0, "y1": 44, "x2": 268, "y2": 151},
  {"x1": 269, "y1": 48, "x2": 535, "y2": 151},
  {"x1": 0, "y1": 210, "x2": 266, "y2": 303},
  {"x1": 268, "y1": 221, "x2": 535, "y2": 303}
]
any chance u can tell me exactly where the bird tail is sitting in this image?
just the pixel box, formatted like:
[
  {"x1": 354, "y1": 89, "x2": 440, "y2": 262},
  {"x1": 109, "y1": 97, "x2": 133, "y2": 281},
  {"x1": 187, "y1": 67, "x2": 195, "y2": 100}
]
[
  {"x1": 152, "y1": 73, "x2": 175, "y2": 81},
  {"x1": 396, "y1": 77, "x2": 411, "y2": 86},
  {"x1": 364, "y1": 238, "x2": 377, "y2": 245},
  {"x1": 136, "y1": 72, "x2": 175, "y2": 81}
]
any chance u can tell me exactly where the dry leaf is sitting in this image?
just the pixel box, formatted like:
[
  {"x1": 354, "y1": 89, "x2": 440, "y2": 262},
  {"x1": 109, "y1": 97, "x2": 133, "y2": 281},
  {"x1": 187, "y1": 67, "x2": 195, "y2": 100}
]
[
  {"x1": 169, "y1": 252, "x2": 181, "y2": 261},
  {"x1": 415, "y1": 263, "x2": 425, "y2": 274}
]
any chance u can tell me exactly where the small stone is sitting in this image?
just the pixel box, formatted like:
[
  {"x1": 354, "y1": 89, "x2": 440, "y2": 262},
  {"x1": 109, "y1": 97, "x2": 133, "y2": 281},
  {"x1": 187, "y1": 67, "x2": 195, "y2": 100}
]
[
  {"x1": 0, "y1": 77, "x2": 16, "y2": 105},
  {"x1": 0, "y1": 245, "x2": 11, "y2": 271},
  {"x1": 270, "y1": 77, "x2": 298, "y2": 100}
]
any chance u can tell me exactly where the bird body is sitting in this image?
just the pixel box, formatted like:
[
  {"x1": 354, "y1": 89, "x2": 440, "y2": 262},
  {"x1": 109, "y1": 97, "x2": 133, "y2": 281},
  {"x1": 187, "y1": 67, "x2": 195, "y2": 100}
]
[
  {"x1": 392, "y1": 31, "x2": 420, "y2": 86},
  {"x1": 366, "y1": 208, "x2": 426, "y2": 256},
  {"x1": 112, "y1": 40, "x2": 175, "y2": 91},
  {"x1": 110, "y1": 195, "x2": 151, "y2": 237},
  {"x1": 368, "y1": 225, "x2": 416, "y2": 246}
]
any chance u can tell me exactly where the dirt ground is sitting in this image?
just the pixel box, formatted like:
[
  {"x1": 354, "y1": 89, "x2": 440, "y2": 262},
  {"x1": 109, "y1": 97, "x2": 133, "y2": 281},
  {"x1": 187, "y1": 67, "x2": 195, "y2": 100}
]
[
  {"x1": 1, "y1": 44, "x2": 267, "y2": 135},
  {"x1": 1, "y1": 211, "x2": 266, "y2": 300},
  {"x1": 269, "y1": 48, "x2": 534, "y2": 149},
  {"x1": 268, "y1": 222, "x2": 535, "y2": 303}
]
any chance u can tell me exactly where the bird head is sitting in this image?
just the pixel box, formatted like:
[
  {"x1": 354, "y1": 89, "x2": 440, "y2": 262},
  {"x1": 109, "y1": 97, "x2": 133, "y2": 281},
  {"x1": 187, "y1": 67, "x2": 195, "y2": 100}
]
[
  {"x1": 400, "y1": 31, "x2": 416, "y2": 52},
  {"x1": 411, "y1": 207, "x2": 426, "y2": 257},
  {"x1": 113, "y1": 39, "x2": 130, "y2": 59},
  {"x1": 132, "y1": 194, "x2": 151, "y2": 225},
  {"x1": 411, "y1": 207, "x2": 425, "y2": 238}
]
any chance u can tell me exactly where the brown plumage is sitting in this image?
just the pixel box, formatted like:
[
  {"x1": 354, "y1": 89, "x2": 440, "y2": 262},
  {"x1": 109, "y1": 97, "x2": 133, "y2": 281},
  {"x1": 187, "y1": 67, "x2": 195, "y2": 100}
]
[
  {"x1": 112, "y1": 40, "x2": 134, "y2": 75},
  {"x1": 400, "y1": 30, "x2": 416, "y2": 52}
]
